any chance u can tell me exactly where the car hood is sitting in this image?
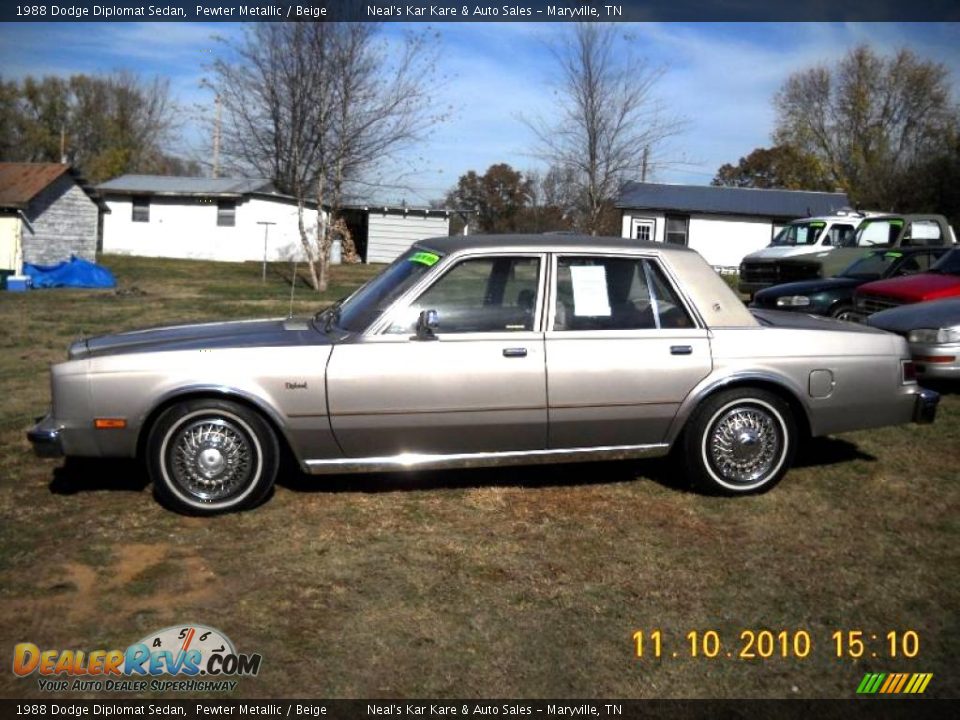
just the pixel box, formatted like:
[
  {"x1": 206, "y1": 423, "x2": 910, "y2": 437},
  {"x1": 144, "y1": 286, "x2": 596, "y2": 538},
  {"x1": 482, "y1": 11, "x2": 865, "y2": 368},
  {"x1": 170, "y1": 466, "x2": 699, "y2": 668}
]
[
  {"x1": 866, "y1": 297, "x2": 960, "y2": 334},
  {"x1": 743, "y1": 246, "x2": 829, "y2": 261},
  {"x1": 753, "y1": 277, "x2": 861, "y2": 300},
  {"x1": 857, "y1": 273, "x2": 960, "y2": 302},
  {"x1": 69, "y1": 317, "x2": 335, "y2": 359}
]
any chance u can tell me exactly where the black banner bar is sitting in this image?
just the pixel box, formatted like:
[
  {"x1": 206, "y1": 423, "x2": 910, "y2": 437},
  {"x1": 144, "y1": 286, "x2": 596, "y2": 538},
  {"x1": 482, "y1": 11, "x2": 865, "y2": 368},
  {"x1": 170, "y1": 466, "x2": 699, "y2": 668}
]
[
  {"x1": 0, "y1": 699, "x2": 956, "y2": 720},
  {"x1": 1, "y1": 0, "x2": 957, "y2": 23}
]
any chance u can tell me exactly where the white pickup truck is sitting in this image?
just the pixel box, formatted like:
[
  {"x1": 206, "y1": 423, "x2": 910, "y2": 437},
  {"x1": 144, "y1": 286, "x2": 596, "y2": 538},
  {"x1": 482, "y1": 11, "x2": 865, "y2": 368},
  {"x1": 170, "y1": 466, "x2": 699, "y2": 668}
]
[{"x1": 738, "y1": 211, "x2": 870, "y2": 297}]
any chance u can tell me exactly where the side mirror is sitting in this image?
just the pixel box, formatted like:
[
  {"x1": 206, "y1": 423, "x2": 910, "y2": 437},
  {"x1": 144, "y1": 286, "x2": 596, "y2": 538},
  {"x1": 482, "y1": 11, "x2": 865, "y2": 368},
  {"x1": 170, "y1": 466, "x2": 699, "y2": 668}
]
[{"x1": 414, "y1": 309, "x2": 439, "y2": 340}]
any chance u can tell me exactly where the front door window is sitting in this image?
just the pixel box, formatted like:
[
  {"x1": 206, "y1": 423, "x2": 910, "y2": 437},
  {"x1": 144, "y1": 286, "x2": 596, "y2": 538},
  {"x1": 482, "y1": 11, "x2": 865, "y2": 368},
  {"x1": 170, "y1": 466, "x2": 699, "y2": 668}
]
[{"x1": 388, "y1": 256, "x2": 542, "y2": 334}]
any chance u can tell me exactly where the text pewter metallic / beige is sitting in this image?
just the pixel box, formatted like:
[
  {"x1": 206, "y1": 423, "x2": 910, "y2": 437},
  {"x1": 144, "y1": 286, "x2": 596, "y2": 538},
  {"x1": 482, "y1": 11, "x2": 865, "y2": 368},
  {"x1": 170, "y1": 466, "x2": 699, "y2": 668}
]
[{"x1": 27, "y1": 234, "x2": 938, "y2": 514}]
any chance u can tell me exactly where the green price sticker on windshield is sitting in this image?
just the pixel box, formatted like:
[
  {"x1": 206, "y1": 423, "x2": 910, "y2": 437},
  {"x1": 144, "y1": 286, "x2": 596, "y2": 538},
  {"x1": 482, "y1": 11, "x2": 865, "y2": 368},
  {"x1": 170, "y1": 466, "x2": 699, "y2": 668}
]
[{"x1": 409, "y1": 251, "x2": 440, "y2": 266}]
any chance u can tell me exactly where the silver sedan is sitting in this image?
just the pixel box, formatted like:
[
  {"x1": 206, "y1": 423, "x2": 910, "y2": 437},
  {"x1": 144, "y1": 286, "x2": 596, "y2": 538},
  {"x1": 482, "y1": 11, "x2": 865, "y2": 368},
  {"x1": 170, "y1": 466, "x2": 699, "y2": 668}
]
[
  {"x1": 28, "y1": 235, "x2": 938, "y2": 514},
  {"x1": 866, "y1": 297, "x2": 960, "y2": 380}
]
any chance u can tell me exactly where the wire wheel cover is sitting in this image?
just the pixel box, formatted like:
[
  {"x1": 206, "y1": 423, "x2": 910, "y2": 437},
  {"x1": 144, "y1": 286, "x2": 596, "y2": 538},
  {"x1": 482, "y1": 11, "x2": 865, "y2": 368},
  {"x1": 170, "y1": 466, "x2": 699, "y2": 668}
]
[
  {"x1": 707, "y1": 405, "x2": 781, "y2": 484},
  {"x1": 169, "y1": 418, "x2": 254, "y2": 501}
]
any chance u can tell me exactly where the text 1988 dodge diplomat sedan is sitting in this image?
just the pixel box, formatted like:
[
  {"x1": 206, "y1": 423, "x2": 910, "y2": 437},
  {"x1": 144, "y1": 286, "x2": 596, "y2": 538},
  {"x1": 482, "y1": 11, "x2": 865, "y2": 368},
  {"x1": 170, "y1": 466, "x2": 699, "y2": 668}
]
[{"x1": 28, "y1": 235, "x2": 938, "y2": 514}]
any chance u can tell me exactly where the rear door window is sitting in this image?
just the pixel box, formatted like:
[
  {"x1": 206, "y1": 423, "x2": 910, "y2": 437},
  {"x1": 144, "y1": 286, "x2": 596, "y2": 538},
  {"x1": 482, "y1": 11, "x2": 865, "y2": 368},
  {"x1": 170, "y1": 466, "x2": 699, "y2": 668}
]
[{"x1": 553, "y1": 256, "x2": 693, "y2": 331}]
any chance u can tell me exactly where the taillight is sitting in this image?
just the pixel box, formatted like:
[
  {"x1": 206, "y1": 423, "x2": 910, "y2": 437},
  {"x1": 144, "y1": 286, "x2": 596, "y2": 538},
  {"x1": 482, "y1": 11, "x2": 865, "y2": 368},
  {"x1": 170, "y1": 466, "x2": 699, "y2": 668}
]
[{"x1": 901, "y1": 360, "x2": 917, "y2": 384}]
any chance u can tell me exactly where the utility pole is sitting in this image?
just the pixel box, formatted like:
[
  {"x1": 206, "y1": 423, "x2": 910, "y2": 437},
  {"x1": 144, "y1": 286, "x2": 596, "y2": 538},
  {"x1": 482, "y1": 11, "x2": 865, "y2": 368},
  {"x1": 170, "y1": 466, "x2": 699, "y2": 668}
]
[
  {"x1": 200, "y1": 79, "x2": 222, "y2": 178},
  {"x1": 640, "y1": 145, "x2": 649, "y2": 183},
  {"x1": 257, "y1": 221, "x2": 276, "y2": 283},
  {"x1": 212, "y1": 93, "x2": 222, "y2": 179}
]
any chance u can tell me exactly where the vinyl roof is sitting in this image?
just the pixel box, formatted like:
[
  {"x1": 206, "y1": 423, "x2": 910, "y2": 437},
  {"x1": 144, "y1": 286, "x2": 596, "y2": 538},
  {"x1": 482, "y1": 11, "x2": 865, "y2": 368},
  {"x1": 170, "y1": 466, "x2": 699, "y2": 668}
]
[
  {"x1": 97, "y1": 175, "x2": 276, "y2": 196},
  {"x1": 618, "y1": 181, "x2": 850, "y2": 219},
  {"x1": 415, "y1": 233, "x2": 696, "y2": 255}
]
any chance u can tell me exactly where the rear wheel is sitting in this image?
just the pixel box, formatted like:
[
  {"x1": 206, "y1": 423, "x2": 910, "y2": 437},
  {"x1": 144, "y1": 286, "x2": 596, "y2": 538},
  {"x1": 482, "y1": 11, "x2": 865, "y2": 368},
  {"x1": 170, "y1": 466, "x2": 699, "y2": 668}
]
[
  {"x1": 682, "y1": 388, "x2": 796, "y2": 494},
  {"x1": 147, "y1": 399, "x2": 279, "y2": 515}
]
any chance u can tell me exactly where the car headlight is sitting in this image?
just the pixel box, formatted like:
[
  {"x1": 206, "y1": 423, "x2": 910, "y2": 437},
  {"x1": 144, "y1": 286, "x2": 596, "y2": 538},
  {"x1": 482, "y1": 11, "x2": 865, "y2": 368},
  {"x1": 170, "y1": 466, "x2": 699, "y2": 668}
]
[
  {"x1": 776, "y1": 295, "x2": 811, "y2": 308},
  {"x1": 908, "y1": 327, "x2": 960, "y2": 344}
]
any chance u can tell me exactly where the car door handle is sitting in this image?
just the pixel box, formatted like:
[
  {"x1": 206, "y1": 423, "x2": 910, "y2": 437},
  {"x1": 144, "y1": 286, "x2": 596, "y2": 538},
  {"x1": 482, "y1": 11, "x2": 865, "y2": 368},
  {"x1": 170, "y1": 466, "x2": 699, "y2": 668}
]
[
  {"x1": 502, "y1": 347, "x2": 528, "y2": 358},
  {"x1": 670, "y1": 345, "x2": 693, "y2": 355}
]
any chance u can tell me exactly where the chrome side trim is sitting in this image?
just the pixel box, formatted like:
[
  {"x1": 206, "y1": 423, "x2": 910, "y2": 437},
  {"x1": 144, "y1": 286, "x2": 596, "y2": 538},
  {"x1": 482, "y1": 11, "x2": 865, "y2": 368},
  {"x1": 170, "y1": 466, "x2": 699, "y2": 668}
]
[{"x1": 304, "y1": 443, "x2": 670, "y2": 475}]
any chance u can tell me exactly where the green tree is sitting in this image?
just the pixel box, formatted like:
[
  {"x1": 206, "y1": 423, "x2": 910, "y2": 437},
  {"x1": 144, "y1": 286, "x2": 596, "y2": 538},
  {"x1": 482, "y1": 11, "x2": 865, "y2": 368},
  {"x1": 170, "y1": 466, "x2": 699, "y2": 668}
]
[
  {"x1": 712, "y1": 145, "x2": 833, "y2": 190},
  {"x1": 446, "y1": 164, "x2": 533, "y2": 233}
]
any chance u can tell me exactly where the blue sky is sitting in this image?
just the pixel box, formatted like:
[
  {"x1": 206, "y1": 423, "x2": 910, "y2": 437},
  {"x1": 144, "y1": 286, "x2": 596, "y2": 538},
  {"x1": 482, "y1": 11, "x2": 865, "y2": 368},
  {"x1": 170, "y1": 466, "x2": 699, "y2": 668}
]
[{"x1": 1, "y1": 21, "x2": 958, "y2": 205}]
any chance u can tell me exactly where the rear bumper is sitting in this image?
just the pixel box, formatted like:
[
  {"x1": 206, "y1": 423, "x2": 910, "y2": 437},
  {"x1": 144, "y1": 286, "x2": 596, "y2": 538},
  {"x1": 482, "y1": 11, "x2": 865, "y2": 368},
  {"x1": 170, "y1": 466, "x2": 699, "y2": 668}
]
[
  {"x1": 26, "y1": 414, "x2": 64, "y2": 458},
  {"x1": 913, "y1": 388, "x2": 939, "y2": 424}
]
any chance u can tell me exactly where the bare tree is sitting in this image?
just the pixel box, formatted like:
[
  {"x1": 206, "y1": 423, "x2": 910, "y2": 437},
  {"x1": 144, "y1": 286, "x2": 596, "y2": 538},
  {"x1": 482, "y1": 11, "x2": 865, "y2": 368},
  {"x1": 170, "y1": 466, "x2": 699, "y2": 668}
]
[
  {"x1": 774, "y1": 45, "x2": 958, "y2": 209},
  {"x1": 523, "y1": 23, "x2": 684, "y2": 234},
  {"x1": 213, "y1": 22, "x2": 445, "y2": 291}
]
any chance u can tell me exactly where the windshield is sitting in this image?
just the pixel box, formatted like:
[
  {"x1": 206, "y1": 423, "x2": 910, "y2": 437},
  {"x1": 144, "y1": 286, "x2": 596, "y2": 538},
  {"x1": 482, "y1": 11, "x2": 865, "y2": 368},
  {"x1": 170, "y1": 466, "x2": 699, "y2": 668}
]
[
  {"x1": 771, "y1": 222, "x2": 826, "y2": 246},
  {"x1": 931, "y1": 248, "x2": 960, "y2": 275},
  {"x1": 852, "y1": 219, "x2": 902, "y2": 247},
  {"x1": 332, "y1": 248, "x2": 442, "y2": 333},
  {"x1": 840, "y1": 251, "x2": 901, "y2": 280}
]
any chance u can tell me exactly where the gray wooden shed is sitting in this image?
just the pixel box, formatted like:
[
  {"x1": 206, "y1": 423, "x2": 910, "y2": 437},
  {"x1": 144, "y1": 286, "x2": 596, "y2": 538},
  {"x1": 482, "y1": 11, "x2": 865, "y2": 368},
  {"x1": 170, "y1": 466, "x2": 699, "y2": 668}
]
[{"x1": 0, "y1": 163, "x2": 105, "y2": 273}]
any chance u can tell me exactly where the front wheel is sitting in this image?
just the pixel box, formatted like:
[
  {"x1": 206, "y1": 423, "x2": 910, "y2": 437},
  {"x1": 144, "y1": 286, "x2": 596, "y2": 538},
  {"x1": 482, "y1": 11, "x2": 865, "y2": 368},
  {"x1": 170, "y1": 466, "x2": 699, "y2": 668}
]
[
  {"x1": 147, "y1": 399, "x2": 279, "y2": 515},
  {"x1": 830, "y1": 304, "x2": 856, "y2": 322},
  {"x1": 682, "y1": 388, "x2": 796, "y2": 495}
]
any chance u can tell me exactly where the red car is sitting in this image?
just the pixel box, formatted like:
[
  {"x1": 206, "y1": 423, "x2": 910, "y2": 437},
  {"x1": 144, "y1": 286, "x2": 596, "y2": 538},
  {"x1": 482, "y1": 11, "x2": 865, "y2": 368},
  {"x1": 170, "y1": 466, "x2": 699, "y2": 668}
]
[{"x1": 855, "y1": 248, "x2": 960, "y2": 316}]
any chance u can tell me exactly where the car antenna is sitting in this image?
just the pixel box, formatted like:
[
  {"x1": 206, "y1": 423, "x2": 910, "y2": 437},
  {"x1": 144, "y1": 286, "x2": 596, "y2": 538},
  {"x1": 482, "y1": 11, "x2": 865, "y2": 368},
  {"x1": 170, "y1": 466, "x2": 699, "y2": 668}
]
[{"x1": 288, "y1": 260, "x2": 297, "y2": 318}]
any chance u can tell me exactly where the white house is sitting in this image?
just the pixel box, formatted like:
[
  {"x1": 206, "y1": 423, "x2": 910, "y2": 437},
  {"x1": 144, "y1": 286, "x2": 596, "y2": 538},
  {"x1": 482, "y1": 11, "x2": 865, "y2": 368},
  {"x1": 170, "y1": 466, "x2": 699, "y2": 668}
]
[
  {"x1": 98, "y1": 175, "x2": 453, "y2": 265},
  {"x1": 618, "y1": 182, "x2": 851, "y2": 269},
  {"x1": 98, "y1": 175, "x2": 323, "y2": 263}
]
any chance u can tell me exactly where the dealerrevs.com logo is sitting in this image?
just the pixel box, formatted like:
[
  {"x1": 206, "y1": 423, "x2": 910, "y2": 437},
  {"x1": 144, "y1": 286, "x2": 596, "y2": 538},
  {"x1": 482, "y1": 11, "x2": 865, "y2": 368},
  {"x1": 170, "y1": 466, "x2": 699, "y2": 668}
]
[{"x1": 13, "y1": 624, "x2": 262, "y2": 693}]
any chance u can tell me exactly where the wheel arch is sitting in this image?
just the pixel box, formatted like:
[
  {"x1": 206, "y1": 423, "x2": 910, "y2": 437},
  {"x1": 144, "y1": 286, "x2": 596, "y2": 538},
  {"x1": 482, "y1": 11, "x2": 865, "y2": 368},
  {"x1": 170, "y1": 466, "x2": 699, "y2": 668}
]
[
  {"x1": 827, "y1": 296, "x2": 854, "y2": 316},
  {"x1": 668, "y1": 374, "x2": 812, "y2": 446},
  {"x1": 136, "y1": 386, "x2": 296, "y2": 465}
]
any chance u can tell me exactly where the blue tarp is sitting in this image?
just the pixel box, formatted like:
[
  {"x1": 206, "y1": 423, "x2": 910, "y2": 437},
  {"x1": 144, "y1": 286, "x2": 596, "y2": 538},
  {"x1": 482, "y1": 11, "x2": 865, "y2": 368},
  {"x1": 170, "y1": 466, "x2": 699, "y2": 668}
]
[{"x1": 22, "y1": 256, "x2": 117, "y2": 289}]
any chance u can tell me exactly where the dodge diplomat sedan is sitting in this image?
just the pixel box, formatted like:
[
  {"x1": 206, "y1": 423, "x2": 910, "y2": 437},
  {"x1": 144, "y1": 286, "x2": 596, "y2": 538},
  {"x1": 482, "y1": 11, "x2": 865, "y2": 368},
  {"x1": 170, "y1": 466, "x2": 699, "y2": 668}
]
[{"x1": 28, "y1": 235, "x2": 938, "y2": 514}]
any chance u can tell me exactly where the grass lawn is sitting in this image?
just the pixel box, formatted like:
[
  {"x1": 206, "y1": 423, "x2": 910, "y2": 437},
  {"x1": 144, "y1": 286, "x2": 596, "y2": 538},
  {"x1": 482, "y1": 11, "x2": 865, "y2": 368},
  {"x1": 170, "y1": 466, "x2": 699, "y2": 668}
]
[{"x1": 0, "y1": 254, "x2": 957, "y2": 700}]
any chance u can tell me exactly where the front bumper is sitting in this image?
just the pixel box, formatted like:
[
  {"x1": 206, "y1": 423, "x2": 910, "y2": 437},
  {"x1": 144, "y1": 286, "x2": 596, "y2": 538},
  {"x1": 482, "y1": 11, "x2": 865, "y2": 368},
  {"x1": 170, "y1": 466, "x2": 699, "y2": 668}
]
[
  {"x1": 26, "y1": 414, "x2": 64, "y2": 458},
  {"x1": 738, "y1": 280, "x2": 772, "y2": 298},
  {"x1": 913, "y1": 388, "x2": 939, "y2": 424}
]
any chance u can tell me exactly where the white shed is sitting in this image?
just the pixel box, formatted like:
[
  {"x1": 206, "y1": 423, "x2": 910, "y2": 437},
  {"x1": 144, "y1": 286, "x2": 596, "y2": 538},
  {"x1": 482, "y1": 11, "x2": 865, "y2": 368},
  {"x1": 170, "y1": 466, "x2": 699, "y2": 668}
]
[
  {"x1": 344, "y1": 205, "x2": 452, "y2": 264},
  {"x1": 97, "y1": 175, "x2": 325, "y2": 263}
]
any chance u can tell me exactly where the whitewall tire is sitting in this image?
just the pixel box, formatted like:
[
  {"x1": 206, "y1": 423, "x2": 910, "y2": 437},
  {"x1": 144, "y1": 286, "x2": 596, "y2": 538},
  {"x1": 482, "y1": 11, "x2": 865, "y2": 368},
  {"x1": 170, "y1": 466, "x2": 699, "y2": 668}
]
[{"x1": 147, "y1": 399, "x2": 279, "y2": 515}]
